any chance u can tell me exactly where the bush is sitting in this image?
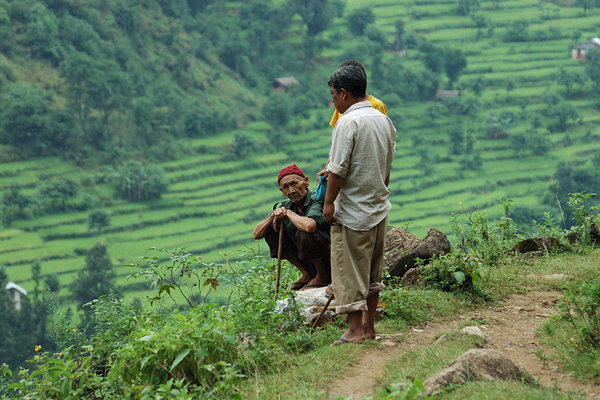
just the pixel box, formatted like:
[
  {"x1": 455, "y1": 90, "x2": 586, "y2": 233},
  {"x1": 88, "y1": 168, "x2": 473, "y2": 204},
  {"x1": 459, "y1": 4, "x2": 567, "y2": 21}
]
[
  {"x1": 422, "y1": 252, "x2": 482, "y2": 295},
  {"x1": 112, "y1": 161, "x2": 168, "y2": 202}
]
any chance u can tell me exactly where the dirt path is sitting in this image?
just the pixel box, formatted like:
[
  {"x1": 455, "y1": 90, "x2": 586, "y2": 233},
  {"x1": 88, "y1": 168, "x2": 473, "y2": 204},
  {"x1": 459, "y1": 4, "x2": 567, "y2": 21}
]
[{"x1": 327, "y1": 290, "x2": 600, "y2": 399}]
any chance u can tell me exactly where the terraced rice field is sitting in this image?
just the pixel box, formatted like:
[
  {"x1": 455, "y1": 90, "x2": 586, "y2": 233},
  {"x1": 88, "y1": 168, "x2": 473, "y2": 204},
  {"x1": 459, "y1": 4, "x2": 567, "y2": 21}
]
[{"x1": 2, "y1": 0, "x2": 600, "y2": 303}]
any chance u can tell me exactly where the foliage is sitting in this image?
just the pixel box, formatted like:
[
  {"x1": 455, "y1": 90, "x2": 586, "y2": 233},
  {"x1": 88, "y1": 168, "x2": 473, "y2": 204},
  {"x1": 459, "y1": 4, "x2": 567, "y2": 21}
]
[
  {"x1": 443, "y1": 48, "x2": 468, "y2": 85},
  {"x1": 111, "y1": 161, "x2": 169, "y2": 202},
  {"x1": 347, "y1": 6, "x2": 375, "y2": 36},
  {"x1": 88, "y1": 210, "x2": 110, "y2": 236},
  {"x1": 0, "y1": 83, "x2": 73, "y2": 157},
  {"x1": 541, "y1": 279, "x2": 600, "y2": 380},
  {"x1": 262, "y1": 92, "x2": 292, "y2": 128},
  {"x1": 455, "y1": 0, "x2": 480, "y2": 15},
  {"x1": 127, "y1": 247, "x2": 228, "y2": 308},
  {"x1": 422, "y1": 252, "x2": 483, "y2": 295},
  {"x1": 450, "y1": 199, "x2": 521, "y2": 268},
  {"x1": 69, "y1": 243, "x2": 118, "y2": 312},
  {"x1": 3, "y1": 249, "x2": 325, "y2": 399},
  {"x1": 503, "y1": 19, "x2": 530, "y2": 42},
  {"x1": 545, "y1": 163, "x2": 600, "y2": 228},
  {"x1": 290, "y1": 0, "x2": 344, "y2": 37},
  {"x1": 376, "y1": 378, "x2": 432, "y2": 400},
  {"x1": 0, "y1": 265, "x2": 53, "y2": 370}
]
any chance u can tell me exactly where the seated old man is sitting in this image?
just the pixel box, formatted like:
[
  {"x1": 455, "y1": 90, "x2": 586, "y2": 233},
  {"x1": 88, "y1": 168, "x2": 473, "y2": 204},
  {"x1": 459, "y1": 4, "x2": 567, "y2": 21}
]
[{"x1": 253, "y1": 164, "x2": 331, "y2": 290}]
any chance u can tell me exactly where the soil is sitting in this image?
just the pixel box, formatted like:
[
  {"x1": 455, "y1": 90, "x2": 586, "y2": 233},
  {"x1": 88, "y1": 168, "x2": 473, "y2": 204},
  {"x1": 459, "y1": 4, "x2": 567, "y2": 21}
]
[{"x1": 327, "y1": 289, "x2": 600, "y2": 399}]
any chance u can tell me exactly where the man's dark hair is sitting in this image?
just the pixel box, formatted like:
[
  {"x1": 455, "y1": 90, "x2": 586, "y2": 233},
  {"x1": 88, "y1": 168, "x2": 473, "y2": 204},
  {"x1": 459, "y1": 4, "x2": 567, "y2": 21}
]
[
  {"x1": 339, "y1": 59, "x2": 367, "y2": 79},
  {"x1": 328, "y1": 65, "x2": 367, "y2": 98}
]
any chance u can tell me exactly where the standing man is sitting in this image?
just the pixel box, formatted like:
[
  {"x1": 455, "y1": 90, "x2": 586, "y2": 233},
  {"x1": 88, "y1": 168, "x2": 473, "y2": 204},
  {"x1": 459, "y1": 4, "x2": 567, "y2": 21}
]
[{"x1": 323, "y1": 64, "x2": 396, "y2": 344}]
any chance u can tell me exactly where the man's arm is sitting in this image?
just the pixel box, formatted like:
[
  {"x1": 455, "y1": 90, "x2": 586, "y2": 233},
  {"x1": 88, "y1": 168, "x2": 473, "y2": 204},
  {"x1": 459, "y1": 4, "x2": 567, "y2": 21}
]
[
  {"x1": 323, "y1": 172, "x2": 344, "y2": 225},
  {"x1": 253, "y1": 213, "x2": 274, "y2": 240},
  {"x1": 285, "y1": 209, "x2": 317, "y2": 232},
  {"x1": 385, "y1": 171, "x2": 390, "y2": 187}
]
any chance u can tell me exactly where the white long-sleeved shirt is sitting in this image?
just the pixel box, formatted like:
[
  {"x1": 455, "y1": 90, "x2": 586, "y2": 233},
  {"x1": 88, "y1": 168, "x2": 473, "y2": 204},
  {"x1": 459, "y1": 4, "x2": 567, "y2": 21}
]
[{"x1": 327, "y1": 101, "x2": 396, "y2": 231}]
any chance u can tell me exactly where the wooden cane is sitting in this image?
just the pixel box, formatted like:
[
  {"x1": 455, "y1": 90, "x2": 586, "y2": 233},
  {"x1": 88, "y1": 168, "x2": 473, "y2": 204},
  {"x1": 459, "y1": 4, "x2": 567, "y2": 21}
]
[
  {"x1": 311, "y1": 291, "x2": 334, "y2": 333},
  {"x1": 274, "y1": 220, "x2": 284, "y2": 301}
]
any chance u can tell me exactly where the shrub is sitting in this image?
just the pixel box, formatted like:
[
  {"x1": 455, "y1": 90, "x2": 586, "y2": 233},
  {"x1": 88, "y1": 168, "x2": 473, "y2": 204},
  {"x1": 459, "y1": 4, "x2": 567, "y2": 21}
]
[
  {"x1": 111, "y1": 161, "x2": 168, "y2": 202},
  {"x1": 422, "y1": 252, "x2": 482, "y2": 295}
]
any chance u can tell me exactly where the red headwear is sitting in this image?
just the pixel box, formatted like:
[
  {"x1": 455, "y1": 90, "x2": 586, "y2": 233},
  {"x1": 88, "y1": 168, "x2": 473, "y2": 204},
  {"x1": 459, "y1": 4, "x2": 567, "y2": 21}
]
[{"x1": 278, "y1": 164, "x2": 306, "y2": 183}]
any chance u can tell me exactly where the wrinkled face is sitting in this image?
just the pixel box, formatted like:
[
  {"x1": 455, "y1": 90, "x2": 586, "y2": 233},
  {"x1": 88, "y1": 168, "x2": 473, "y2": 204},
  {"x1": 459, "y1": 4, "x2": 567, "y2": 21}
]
[
  {"x1": 279, "y1": 174, "x2": 309, "y2": 204},
  {"x1": 330, "y1": 86, "x2": 349, "y2": 114}
]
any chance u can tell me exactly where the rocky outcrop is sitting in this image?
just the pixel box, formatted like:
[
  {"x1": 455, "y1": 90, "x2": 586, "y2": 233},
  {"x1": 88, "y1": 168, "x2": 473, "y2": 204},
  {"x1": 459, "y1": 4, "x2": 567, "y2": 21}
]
[
  {"x1": 423, "y1": 349, "x2": 535, "y2": 396},
  {"x1": 384, "y1": 228, "x2": 451, "y2": 278},
  {"x1": 513, "y1": 236, "x2": 559, "y2": 254}
]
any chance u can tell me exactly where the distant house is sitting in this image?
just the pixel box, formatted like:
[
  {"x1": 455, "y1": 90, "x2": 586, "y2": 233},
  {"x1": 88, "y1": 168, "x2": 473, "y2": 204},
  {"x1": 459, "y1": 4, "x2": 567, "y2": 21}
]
[
  {"x1": 271, "y1": 76, "x2": 299, "y2": 92},
  {"x1": 5, "y1": 282, "x2": 27, "y2": 310},
  {"x1": 572, "y1": 37, "x2": 600, "y2": 61},
  {"x1": 436, "y1": 90, "x2": 461, "y2": 101}
]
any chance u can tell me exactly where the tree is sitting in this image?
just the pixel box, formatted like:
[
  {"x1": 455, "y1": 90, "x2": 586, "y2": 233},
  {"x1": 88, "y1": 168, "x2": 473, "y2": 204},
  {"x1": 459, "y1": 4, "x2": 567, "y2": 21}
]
[
  {"x1": 576, "y1": 0, "x2": 595, "y2": 16},
  {"x1": 471, "y1": 13, "x2": 490, "y2": 40},
  {"x1": 88, "y1": 210, "x2": 111, "y2": 236},
  {"x1": 347, "y1": 6, "x2": 375, "y2": 36},
  {"x1": 505, "y1": 78, "x2": 515, "y2": 96},
  {"x1": 1, "y1": 187, "x2": 33, "y2": 227},
  {"x1": 0, "y1": 84, "x2": 72, "y2": 156},
  {"x1": 544, "y1": 102, "x2": 578, "y2": 132},
  {"x1": 291, "y1": 0, "x2": 344, "y2": 36},
  {"x1": 112, "y1": 161, "x2": 168, "y2": 202},
  {"x1": 262, "y1": 92, "x2": 292, "y2": 128},
  {"x1": 455, "y1": 0, "x2": 480, "y2": 15},
  {"x1": 225, "y1": 133, "x2": 258, "y2": 160},
  {"x1": 559, "y1": 68, "x2": 578, "y2": 96},
  {"x1": 448, "y1": 125, "x2": 465, "y2": 155},
  {"x1": 420, "y1": 42, "x2": 445, "y2": 74},
  {"x1": 503, "y1": 19, "x2": 529, "y2": 42},
  {"x1": 585, "y1": 48, "x2": 600, "y2": 89},
  {"x1": 443, "y1": 48, "x2": 467, "y2": 86},
  {"x1": 69, "y1": 243, "x2": 118, "y2": 310},
  {"x1": 394, "y1": 19, "x2": 405, "y2": 48},
  {"x1": 60, "y1": 52, "x2": 130, "y2": 144},
  {"x1": 39, "y1": 178, "x2": 79, "y2": 212},
  {"x1": 468, "y1": 76, "x2": 486, "y2": 97},
  {"x1": 486, "y1": 112, "x2": 514, "y2": 139},
  {"x1": 545, "y1": 162, "x2": 600, "y2": 227}
]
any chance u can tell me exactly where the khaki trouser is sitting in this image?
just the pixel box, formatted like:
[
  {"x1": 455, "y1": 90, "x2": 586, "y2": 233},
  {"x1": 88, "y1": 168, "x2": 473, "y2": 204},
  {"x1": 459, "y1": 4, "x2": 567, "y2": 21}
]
[{"x1": 331, "y1": 218, "x2": 387, "y2": 314}]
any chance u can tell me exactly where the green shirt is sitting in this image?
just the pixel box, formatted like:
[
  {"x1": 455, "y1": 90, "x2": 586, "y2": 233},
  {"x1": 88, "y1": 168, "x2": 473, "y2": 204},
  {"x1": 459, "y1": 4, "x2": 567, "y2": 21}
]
[{"x1": 280, "y1": 189, "x2": 329, "y2": 239}]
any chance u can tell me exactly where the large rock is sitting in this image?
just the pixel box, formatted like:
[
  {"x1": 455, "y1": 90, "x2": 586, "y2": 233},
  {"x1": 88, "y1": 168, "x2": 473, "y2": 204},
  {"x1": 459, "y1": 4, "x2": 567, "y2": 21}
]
[
  {"x1": 384, "y1": 228, "x2": 451, "y2": 278},
  {"x1": 513, "y1": 236, "x2": 559, "y2": 254},
  {"x1": 423, "y1": 349, "x2": 535, "y2": 396}
]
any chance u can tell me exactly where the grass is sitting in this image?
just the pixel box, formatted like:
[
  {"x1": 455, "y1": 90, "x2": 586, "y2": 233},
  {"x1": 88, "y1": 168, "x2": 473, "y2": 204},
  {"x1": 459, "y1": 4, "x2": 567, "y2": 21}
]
[{"x1": 236, "y1": 246, "x2": 600, "y2": 399}]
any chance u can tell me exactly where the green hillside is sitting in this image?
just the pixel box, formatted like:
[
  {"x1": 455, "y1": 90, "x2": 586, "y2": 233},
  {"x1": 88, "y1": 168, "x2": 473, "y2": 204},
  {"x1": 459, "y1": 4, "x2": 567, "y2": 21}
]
[{"x1": 2, "y1": 0, "x2": 600, "y2": 304}]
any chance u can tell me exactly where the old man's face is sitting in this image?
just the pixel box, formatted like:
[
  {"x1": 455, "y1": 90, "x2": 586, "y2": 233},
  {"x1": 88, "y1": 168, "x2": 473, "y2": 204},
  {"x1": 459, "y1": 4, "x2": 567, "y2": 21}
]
[{"x1": 279, "y1": 174, "x2": 309, "y2": 204}]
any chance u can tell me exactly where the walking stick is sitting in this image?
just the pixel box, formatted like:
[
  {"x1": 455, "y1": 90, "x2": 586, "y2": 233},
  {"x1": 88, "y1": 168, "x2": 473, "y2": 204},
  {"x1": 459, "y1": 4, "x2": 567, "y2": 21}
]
[
  {"x1": 311, "y1": 291, "x2": 334, "y2": 333},
  {"x1": 274, "y1": 220, "x2": 284, "y2": 301}
]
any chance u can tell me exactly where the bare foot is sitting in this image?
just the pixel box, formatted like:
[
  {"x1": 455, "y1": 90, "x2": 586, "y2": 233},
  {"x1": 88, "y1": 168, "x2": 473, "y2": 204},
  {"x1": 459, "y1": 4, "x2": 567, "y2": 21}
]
[{"x1": 299, "y1": 278, "x2": 329, "y2": 291}]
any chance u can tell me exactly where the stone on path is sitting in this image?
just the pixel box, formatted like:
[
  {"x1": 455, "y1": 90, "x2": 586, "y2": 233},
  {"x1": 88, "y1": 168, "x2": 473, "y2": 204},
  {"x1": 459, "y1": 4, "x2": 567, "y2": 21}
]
[
  {"x1": 459, "y1": 326, "x2": 486, "y2": 340},
  {"x1": 423, "y1": 349, "x2": 535, "y2": 396}
]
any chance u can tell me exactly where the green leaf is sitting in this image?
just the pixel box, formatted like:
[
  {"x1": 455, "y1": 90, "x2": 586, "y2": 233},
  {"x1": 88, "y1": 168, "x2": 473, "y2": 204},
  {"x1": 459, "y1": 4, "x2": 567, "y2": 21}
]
[
  {"x1": 139, "y1": 334, "x2": 154, "y2": 342},
  {"x1": 454, "y1": 271, "x2": 466, "y2": 284},
  {"x1": 140, "y1": 354, "x2": 153, "y2": 370},
  {"x1": 170, "y1": 348, "x2": 191, "y2": 371},
  {"x1": 7, "y1": 383, "x2": 21, "y2": 390},
  {"x1": 60, "y1": 378, "x2": 72, "y2": 397}
]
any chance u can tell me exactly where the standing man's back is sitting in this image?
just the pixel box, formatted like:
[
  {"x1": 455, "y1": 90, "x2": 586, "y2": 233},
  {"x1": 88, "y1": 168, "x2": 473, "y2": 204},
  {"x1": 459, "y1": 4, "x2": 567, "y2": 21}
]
[{"x1": 322, "y1": 64, "x2": 396, "y2": 345}]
